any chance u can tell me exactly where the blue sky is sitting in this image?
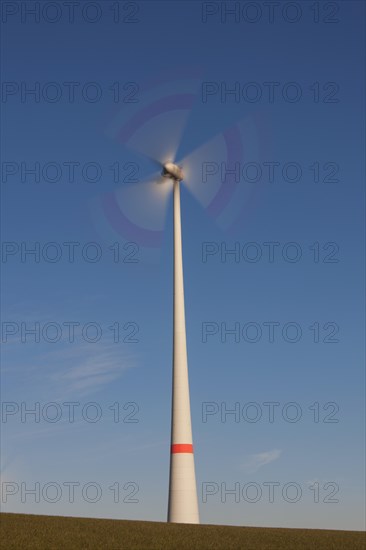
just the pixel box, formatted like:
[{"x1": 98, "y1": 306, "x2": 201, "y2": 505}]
[{"x1": 1, "y1": 0, "x2": 365, "y2": 530}]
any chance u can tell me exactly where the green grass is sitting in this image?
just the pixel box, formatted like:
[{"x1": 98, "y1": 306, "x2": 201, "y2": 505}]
[{"x1": 1, "y1": 513, "x2": 365, "y2": 549}]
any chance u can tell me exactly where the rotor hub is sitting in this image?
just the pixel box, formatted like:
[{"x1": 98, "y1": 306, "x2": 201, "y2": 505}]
[{"x1": 162, "y1": 162, "x2": 184, "y2": 182}]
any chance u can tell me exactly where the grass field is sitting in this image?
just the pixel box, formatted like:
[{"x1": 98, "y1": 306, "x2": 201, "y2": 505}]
[{"x1": 1, "y1": 513, "x2": 365, "y2": 549}]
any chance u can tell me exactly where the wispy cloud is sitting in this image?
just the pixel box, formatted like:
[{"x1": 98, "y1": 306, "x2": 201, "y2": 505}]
[
  {"x1": 241, "y1": 449, "x2": 282, "y2": 473},
  {"x1": 48, "y1": 343, "x2": 136, "y2": 397},
  {"x1": 4, "y1": 340, "x2": 137, "y2": 399}
]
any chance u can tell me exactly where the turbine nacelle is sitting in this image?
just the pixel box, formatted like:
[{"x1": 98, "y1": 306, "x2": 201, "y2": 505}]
[{"x1": 162, "y1": 162, "x2": 184, "y2": 182}]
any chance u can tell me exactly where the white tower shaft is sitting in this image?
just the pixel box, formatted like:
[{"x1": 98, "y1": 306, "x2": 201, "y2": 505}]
[{"x1": 167, "y1": 180, "x2": 200, "y2": 524}]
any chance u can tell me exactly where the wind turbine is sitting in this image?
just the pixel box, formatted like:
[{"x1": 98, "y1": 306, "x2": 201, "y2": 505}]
[{"x1": 93, "y1": 73, "x2": 266, "y2": 523}]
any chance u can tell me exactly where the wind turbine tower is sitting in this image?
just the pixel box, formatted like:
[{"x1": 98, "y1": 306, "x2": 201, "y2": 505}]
[{"x1": 163, "y1": 162, "x2": 200, "y2": 524}]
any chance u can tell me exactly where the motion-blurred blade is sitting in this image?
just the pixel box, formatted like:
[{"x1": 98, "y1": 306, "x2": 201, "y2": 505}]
[
  {"x1": 104, "y1": 69, "x2": 202, "y2": 169},
  {"x1": 89, "y1": 174, "x2": 173, "y2": 250},
  {"x1": 111, "y1": 178, "x2": 171, "y2": 231},
  {"x1": 179, "y1": 115, "x2": 267, "y2": 233},
  {"x1": 118, "y1": 109, "x2": 188, "y2": 166},
  {"x1": 122, "y1": 145, "x2": 163, "y2": 173}
]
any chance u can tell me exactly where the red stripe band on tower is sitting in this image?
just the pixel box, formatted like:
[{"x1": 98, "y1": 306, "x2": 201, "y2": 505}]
[{"x1": 171, "y1": 444, "x2": 193, "y2": 454}]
